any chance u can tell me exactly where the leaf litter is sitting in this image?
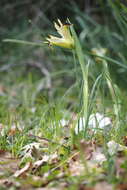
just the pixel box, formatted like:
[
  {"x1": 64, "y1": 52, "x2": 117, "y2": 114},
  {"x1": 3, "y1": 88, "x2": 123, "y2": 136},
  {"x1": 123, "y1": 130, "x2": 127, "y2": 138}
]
[{"x1": 1, "y1": 113, "x2": 127, "y2": 189}]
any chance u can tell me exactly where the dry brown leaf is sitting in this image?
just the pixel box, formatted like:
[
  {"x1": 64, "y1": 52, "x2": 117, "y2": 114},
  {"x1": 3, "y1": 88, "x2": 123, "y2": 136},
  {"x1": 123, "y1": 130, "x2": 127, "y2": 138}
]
[
  {"x1": 14, "y1": 162, "x2": 32, "y2": 177},
  {"x1": 32, "y1": 155, "x2": 49, "y2": 172},
  {"x1": 78, "y1": 184, "x2": 93, "y2": 190},
  {"x1": 115, "y1": 157, "x2": 126, "y2": 178},
  {"x1": 38, "y1": 139, "x2": 49, "y2": 147},
  {"x1": 8, "y1": 124, "x2": 22, "y2": 136},
  {"x1": 36, "y1": 188, "x2": 63, "y2": 190},
  {"x1": 0, "y1": 150, "x2": 19, "y2": 176},
  {"x1": 117, "y1": 183, "x2": 127, "y2": 190},
  {"x1": 90, "y1": 147, "x2": 106, "y2": 165},
  {"x1": 80, "y1": 140, "x2": 95, "y2": 160},
  {"x1": 49, "y1": 152, "x2": 59, "y2": 164},
  {"x1": 122, "y1": 136, "x2": 127, "y2": 146},
  {"x1": 0, "y1": 84, "x2": 6, "y2": 95},
  {"x1": 0, "y1": 179, "x2": 13, "y2": 188},
  {"x1": 94, "y1": 182, "x2": 112, "y2": 190},
  {"x1": 79, "y1": 182, "x2": 113, "y2": 190},
  {"x1": 0, "y1": 178, "x2": 21, "y2": 189},
  {"x1": 80, "y1": 140, "x2": 107, "y2": 166},
  {"x1": 21, "y1": 142, "x2": 44, "y2": 161},
  {"x1": 32, "y1": 153, "x2": 59, "y2": 173},
  {"x1": 69, "y1": 160, "x2": 84, "y2": 176}
]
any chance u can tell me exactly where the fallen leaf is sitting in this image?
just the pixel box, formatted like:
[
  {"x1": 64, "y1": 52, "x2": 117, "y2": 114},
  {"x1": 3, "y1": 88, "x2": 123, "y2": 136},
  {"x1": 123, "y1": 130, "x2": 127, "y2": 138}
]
[
  {"x1": 8, "y1": 124, "x2": 22, "y2": 136},
  {"x1": 0, "y1": 150, "x2": 19, "y2": 177},
  {"x1": 14, "y1": 162, "x2": 32, "y2": 177},
  {"x1": 36, "y1": 188, "x2": 63, "y2": 190},
  {"x1": 21, "y1": 142, "x2": 45, "y2": 162},
  {"x1": 80, "y1": 140, "x2": 94, "y2": 160},
  {"x1": 0, "y1": 179, "x2": 13, "y2": 188},
  {"x1": 115, "y1": 157, "x2": 126, "y2": 178},
  {"x1": 94, "y1": 182, "x2": 113, "y2": 190},
  {"x1": 49, "y1": 152, "x2": 59, "y2": 164},
  {"x1": 117, "y1": 183, "x2": 127, "y2": 190},
  {"x1": 0, "y1": 84, "x2": 6, "y2": 95},
  {"x1": 122, "y1": 136, "x2": 127, "y2": 146},
  {"x1": 32, "y1": 155, "x2": 49, "y2": 172},
  {"x1": 69, "y1": 159, "x2": 84, "y2": 176},
  {"x1": 91, "y1": 148, "x2": 107, "y2": 165}
]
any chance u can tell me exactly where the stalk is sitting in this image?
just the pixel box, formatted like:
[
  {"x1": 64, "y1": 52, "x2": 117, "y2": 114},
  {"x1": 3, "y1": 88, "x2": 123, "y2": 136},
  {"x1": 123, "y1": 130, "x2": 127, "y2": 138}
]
[
  {"x1": 70, "y1": 26, "x2": 89, "y2": 136},
  {"x1": 102, "y1": 60, "x2": 120, "y2": 130}
]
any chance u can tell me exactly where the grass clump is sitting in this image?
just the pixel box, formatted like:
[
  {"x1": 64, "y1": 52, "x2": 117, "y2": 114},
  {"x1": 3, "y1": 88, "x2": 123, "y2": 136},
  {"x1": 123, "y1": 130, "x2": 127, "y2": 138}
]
[{"x1": 1, "y1": 1, "x2": 127, "y2": 189}]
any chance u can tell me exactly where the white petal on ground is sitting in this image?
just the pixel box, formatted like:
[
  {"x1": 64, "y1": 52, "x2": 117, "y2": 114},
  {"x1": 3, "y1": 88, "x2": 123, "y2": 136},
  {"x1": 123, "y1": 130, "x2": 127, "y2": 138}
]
[
  {"x1": 74, "y1": 117, "x2": 85, "y2": 134},
  {"x1": 89, "y1": 113, "x2": 111, "y2": 129},
  {"x1": 107, "y1": 140, "x2": 127, "y2": 156},
  {"x1": 92, "y1": 151, "x2": 107, "y2": 164},
  {"x1": 75, "y1": 113, "x2": 112, "y2": 134}
]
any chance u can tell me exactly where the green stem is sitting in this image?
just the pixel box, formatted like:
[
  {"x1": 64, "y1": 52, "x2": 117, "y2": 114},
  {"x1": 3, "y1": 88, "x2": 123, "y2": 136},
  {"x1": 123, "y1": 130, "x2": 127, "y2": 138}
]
[
  {"x1": 71, "y1": 26, "x2": 89, "y2": 136},
  {"x1": 102, "y1": 60, "x2": 120, "y2": 129}
]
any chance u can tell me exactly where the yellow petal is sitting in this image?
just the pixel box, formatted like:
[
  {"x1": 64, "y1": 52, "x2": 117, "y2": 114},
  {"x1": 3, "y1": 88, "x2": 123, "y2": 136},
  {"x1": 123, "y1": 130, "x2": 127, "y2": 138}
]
[{"x1": 46, "y1": 19, "x2": 74, "y2": 49}]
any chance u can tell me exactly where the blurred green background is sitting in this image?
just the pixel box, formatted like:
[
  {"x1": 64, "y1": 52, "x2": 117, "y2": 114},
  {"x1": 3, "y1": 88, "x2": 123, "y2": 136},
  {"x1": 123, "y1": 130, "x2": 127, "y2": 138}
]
[{"x1": 0, "y1": 0, "x2": 127, "y2": 109}]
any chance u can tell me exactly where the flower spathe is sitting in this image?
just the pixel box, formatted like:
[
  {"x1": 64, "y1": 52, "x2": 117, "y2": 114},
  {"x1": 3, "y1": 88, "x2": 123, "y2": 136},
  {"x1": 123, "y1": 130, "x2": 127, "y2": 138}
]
[{"x1": 46, "y1": 19, "x2": 74, "y2": 49}]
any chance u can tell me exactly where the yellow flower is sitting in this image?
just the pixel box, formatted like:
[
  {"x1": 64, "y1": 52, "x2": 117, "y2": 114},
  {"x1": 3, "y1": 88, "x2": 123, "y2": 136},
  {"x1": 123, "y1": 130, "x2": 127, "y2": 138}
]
[{"x1": 45, "y1": 19, "x2": 74, "y2": 49}]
